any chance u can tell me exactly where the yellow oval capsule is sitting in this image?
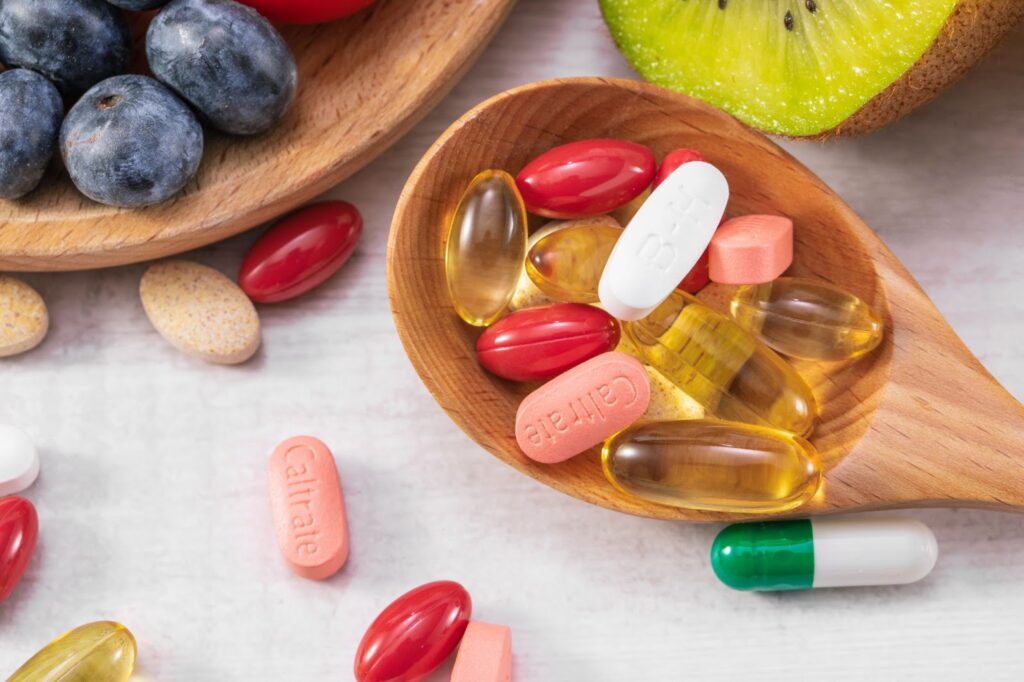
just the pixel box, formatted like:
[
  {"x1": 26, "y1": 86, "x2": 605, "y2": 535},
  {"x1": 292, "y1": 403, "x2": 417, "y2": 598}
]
[
  {"x1": 525, "y1": 223, "x2": 621, "y2": 303},
  {"x1": 602, "y1": 420, "x2": 821, "y2": 513},
  {"x1": 9, "y1": 621, "x2": 137, "y2": 682},
  {"x1": 626, "y1": 290, "x2": 817, "y2": 435},
  {"x1": 730, "y1": 277, "x2": 884, "y2": 361},
  {"x1": 444, "y1": 170, "x2": 528, "y2": 326}
]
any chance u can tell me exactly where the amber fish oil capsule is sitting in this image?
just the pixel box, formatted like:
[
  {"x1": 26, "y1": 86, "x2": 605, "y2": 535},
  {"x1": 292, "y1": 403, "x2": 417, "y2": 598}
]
[
  {"x1": 9, "y1": 621, "x2": 137, "y2": 682},
  {"x1": 602, "y1": 420, "x2": 821, "y2": 513},
  {"x1": 525, "y1": 223, "x2": 621, "y2": 303},
  {"x1": 445, "y1": 169, "x2": 528, "y2": 326},
  {"x1": 711, "y1": 517, "x2": 938, "y2": 590},
  {"x1": 626, "y1": 290, "x2": 817, "y2": 435},
  {"x1": 730, "y1": 277, "x2": 884, "y2": 361}
]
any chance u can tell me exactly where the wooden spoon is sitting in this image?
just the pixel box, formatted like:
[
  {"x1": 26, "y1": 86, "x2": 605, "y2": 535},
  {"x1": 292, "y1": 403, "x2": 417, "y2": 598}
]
[
  {"x1": 387, "y1": 77, "x2": 1024, "y2": 522},
  {"x1": 0, "y1": 0, "x2": 515, "y2": 272}
]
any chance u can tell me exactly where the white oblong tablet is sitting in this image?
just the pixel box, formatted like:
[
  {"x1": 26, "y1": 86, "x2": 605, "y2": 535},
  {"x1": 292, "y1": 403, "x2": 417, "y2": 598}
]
[
  {"x1": 598, "y1": 161, "x2": 728, "y2": 320},
  {"x1": 0, "y1": 425, "x2": 39, "y2": 496}
]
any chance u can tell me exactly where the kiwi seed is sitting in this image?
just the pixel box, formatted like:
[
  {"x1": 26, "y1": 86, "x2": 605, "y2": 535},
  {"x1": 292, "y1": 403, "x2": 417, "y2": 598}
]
[{"x1": 784, "y1": 10, "x2": 794, "y2": 31}]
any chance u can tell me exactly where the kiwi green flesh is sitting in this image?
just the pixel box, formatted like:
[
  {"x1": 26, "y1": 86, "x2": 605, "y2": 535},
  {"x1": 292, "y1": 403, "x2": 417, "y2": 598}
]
[{"x1": 600, "y1": 0, "x2": 958, "y2": 136}]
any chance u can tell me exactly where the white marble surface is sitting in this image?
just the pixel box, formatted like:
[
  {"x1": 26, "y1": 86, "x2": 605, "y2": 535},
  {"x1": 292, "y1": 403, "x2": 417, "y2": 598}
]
[{"x1": 4, "y1": 1, "x2": 1024, "y2": 680}]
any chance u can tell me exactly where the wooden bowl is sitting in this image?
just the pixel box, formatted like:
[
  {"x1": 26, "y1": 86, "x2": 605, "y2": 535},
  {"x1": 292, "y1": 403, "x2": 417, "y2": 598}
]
[
  {"x1": 388, "y1": 77, "x2": 1024, "y2": 522},
  {"x1": 0, "y1": 0, "x2": 515, "y2": 272}
]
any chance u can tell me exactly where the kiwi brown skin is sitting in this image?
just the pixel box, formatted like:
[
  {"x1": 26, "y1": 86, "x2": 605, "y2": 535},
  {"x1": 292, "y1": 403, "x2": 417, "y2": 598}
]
[{"x1": 816, "y1": 0, "x2": 1024, "y2": 139}]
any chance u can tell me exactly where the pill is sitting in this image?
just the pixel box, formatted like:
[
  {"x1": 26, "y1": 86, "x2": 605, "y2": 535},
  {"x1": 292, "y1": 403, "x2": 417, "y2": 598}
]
[
  {"x1": 140, "y1": 260, "x2": 261, "y2": 364},
  {"x1": 8, "y1": 621, "x2": 137, "y2": 682},
  {"x1": 711, "y1": 517, "x2": 938, "y2": 590},
  {"x1": 0, "y1": 275, "x2": 48, "y2": 358},
  {"x1": 445, "y1": 170, "x2": 528, "y2": 327},
  {"x1": 451, "y1": 621, "x2": 512, "y2": 682},
  {"x1": 626, "y1": 290, "x2": 817, "y2": 435},
  {"x1": 677, "y1": 247, "x2": 711, "y2": 294},
  {"x1": 239, "y1": 200, "x2": 363, "y2": 303},
  {"x1": 354, "y1": 580, "x2": 472, "y2": 682},
  {"x1": 510, "y1": 215, "x2": 621, "y2": 311},
  {"x1": 516, "y1": 139, "x2": 655, "y2": 219},
  {"x1": 616, "y1": 335, "x2": 704, "y2": 420},
  {"x1": 709, "y1": 214, "x2": 793, "y2": 284},
  {"x1": 268, "y1": 435, "x2": 349, "y2": 580},
  {"x1": 603, "y1": 420, "x2": 821, "y2": 514},
  {"x1": 516, "y1": 351, "x2": 650, "y2": 464},
  {"x1": 477, "y1": 303, "x2": 620, "y2": 382},
  {"x1": 526, "y1": 222, "x2": 621, "y2": 303},
  {"x1": 0, "y1": 496, "x2": 38, "y2": 603},
  {"x1": 653, "y1": 148, "x2": 706, "y2": 188},
  {"x1": 730, "y1": 277, "x2": 884, "y2": 361},
  {"x1": 0, "y1": 424, "x2": 39, "y2": 496},
  {"x1": 599, "y1": 161, "x2": 728, "y2": 321}
]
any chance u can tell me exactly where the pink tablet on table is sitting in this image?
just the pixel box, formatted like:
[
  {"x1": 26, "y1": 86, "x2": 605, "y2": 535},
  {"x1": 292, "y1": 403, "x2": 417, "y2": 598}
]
[
  {"x1": 267, "y1": 435, "x2": 349, "y2": 580},
  {"x1": 452, "y1": 621, "x2": 512, "y2": 682}
]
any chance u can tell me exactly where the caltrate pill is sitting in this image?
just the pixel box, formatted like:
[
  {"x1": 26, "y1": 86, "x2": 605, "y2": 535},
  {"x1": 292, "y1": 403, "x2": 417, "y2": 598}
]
[
  {"x1": 711, "y1": 517, "x2": 938, "y2": 591},
  {"x1": 0, "y1": 424, "x2": 39, "y2": 496},
  {"x1": 451, "y1": 621, "x2": 512, "y2": 682},
  {"x1": 268, "y1": 436, "x2": 349, "y2": 580},
  {"x1": 599, "y1": 161, "x2": 728, "y2": 321},
  {"x1": 515, "y1": 351, "x2": 650, "y2": 464},
  {"x1": 709, "y1": 214, "x2": 793, "y2": 284}
]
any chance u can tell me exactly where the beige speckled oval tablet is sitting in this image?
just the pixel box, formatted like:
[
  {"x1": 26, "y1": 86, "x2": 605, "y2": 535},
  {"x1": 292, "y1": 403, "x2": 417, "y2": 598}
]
[
  {"x1": 0, "y1": 276, "x2": 48, "y2": 358},
  {"x1": 141, "y1": 260, "x2": 260, "y2": 365}
]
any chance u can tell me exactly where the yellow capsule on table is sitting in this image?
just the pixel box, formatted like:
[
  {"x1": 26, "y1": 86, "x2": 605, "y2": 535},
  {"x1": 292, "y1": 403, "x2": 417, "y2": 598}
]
[
  {"x1": 626, "y1": 290, "x2": 817, "y2": 435},
  {"x1": 525, "y1": 223, "x2": 621, "y2": 303},
  {"x1": 602, "y1": 420, "x2": 821, "y2": 513},
  {"x1": 444, "y1": 170, "x2": 528, "y2": 326},
  {"x1": 730, "y1": 277, "x2": 884, "y2": 361},
  {"x1": 9, "y1": 621, "x2": 137, "y2": 682}
]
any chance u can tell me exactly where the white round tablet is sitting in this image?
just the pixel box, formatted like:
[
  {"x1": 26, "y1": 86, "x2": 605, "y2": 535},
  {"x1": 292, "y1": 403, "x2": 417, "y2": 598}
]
[{"x1": 0, "y1": 424, "x2": 39, "y2": 496}]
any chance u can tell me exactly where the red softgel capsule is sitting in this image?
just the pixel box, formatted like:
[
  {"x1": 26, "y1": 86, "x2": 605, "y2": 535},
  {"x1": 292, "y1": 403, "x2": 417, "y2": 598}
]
[
  {"x1": 677, "y1": 247, "x2": 711, "y2": 294},
  {"x1": 239, "y1": 0, "x2": 375, "y2": 24},
  {"x1": 654, "y1": 148, "x2": 706, "y2": 188},
  {"x1": 354, "y1": 580, "x2": 472, "y2": 682},
  {"x1": 477, "y1": 304, "x2": 621, "y2": 382},
  {"x1": 515, "y1": 139, "x2": 655, "y2": 219},
  {"x1": 0, "y1": 496, "x2": 38, "y2": 603},
  {"x1": 239, "y1": 201, "x2": 362, "y2": 303}
]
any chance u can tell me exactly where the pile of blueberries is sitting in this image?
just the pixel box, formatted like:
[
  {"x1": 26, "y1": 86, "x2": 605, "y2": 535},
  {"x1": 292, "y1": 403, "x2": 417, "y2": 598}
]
[{"x1": 0, "y1": 0, "x2": 297, "y2": 207}]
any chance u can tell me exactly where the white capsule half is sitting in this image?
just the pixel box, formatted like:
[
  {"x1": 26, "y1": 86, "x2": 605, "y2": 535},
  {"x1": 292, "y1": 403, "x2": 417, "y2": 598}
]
[
  {"x1": 598, "y1": 161, "x2": 728, "y2": 321},
  {"x1": 0, "y1": 424, "x2": 39, "y2": 496},
  {"x1": 811, "y1": 517, "x2": 938, "y2": 588}
]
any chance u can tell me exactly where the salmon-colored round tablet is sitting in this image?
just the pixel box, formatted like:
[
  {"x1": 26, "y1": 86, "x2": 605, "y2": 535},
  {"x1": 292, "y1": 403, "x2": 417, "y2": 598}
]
[
  {"x1": 516, "y1": 351, "x2": 650, "y2": 464},
  {"x1": 267, "y1": 436, "x2": 349, "y2": 580},
  {"x1": 709, "y1": 214, "x2": 793, "y2": 285},
  {"x1": 451, "y1": 622, "x2": 512, "y2": 682}
]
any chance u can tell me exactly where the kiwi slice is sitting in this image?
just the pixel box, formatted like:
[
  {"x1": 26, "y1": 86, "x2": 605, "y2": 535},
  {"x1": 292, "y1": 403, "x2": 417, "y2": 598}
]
[{"x1": 600, "y1": 0, "x2": 1015, "y2": 137}]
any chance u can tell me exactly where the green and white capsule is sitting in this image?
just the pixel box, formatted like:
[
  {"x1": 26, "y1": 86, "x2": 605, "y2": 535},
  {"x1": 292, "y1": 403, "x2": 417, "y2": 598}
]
[{"x1": 711, "y1": 517, "x2": 938, "y2": 591}]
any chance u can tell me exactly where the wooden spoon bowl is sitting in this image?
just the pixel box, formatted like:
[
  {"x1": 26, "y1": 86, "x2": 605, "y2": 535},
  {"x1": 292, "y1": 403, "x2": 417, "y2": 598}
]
[
  {"x1": 387, "y1": 77, "x2": 1024, "y2": 522},
  {"x1": 0, "y1": 0, "x2": 515, "y2": 272}
]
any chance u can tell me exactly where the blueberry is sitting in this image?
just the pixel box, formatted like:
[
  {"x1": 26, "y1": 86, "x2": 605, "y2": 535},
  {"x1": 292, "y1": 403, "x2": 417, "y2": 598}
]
[
  {"x1": 0, "y1": 0, "x2": 131, "y2": 100},
  {"x1": 61, "y1": 75, "x2": 204, "y2": 207},
  {"x1": 0, "y1": 70, "x2": 63, "y2": 200},
  {"x1": 147, "y1": 0, "x2": 297, "y2": 135},
  {"x1": 104, "y1": 0, "x2": 169, "y2": 9}
]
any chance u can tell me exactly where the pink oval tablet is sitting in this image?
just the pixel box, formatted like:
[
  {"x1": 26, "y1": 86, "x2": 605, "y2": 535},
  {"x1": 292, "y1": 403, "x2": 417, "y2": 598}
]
[
  {"x1": 709, "y1": 214, "x2": 793, "y2": 285},
  {"x1": 515, "y1": 352, "x2": 650, "y2": 464},
  {"x1": 452, "y1": 622, "x2": 512, "y2": 682},
  {"x1": 268, "y1": 436, "x2": 349, "y2": 580}
]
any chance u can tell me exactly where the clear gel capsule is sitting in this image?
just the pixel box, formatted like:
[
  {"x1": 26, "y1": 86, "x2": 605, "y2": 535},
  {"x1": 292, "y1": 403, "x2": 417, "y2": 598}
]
[
  {"x1": 730, "y1": 277, "x2": 884, "y2": 361},
  {"x1": 525, "y1": 223, "x2": 621, "y2": 303},
  {"x1": 626, "y1": 290, "x2": 817, "y2": 435},
  {"x1": 9, "y1": 621, "x2": 137, "y2": 682},
  {"x1": 445, "y1": 170, "x2": 528, "y2": 326},
  {"x1": 602, "y1": 420, "x2": 821, "y2": 513},
  {"x1": 711, "y1": 517, "x2": 938, "y2": 591}
]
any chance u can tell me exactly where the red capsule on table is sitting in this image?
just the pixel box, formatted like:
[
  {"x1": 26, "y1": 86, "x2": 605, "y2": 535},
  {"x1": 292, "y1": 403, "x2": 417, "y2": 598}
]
[
  {"x1": 477, "y1": 304, "x2": 620, "y2": 382},
  {"x1": 654, "y1": 148, "x2": 706, "y2": 188},
  {"x1": 516, "y1": 139, "x2": 655, "y2": 219},
  {"x1": 0, "y1": 496, "x2": 38, "y2": 603},
  {"x1": 354, "y1": 580, "x2": 472, "y2": 682},
  {"x1": 238, "y1": 201, "x2": 363, "y2": 303}
]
